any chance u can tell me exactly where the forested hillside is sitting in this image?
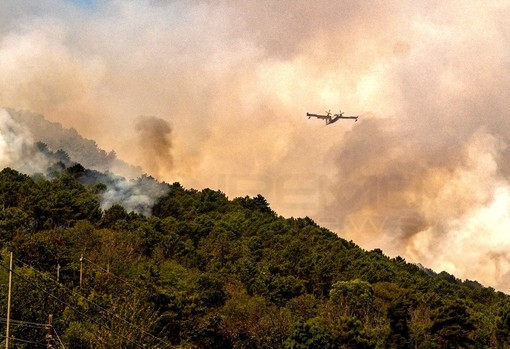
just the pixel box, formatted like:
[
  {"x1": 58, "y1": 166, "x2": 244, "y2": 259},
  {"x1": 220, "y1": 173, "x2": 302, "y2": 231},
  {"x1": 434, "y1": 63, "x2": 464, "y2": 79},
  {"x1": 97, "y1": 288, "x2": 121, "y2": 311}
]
[{"x1": 1, "y1": 166, "x2": 510, "y2": 348}]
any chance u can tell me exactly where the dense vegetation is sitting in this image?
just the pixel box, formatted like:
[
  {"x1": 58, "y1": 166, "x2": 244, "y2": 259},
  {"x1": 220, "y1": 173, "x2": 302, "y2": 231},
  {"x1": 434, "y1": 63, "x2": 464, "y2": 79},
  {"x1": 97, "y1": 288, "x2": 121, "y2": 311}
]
[{"x1": 1, "y1": 166, "x2": 510, "y2": 348}]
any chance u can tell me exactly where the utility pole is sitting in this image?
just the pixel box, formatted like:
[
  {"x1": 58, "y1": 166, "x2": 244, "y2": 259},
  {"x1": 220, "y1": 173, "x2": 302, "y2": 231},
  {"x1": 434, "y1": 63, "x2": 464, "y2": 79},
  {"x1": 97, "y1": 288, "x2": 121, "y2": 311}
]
[
  {"x1": 5, "y1": 252, "x2": 12, "y2": 349},
  {"x1": 56, "y1": 263, "x2": 60, "y2": 283},
  {"x1": 79, "y1": 254, "x2": 83, "y2": 289},
  {"x1": 45, "y1": 314, "x2": 55, "y2": 349}
]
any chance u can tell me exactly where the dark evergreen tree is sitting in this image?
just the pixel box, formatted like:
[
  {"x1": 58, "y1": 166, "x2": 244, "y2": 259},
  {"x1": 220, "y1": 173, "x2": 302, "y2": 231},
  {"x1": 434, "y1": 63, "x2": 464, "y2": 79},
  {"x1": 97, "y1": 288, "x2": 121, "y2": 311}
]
[{"x1": 387, "y1": 300, "x2": 411, "y2": 349}]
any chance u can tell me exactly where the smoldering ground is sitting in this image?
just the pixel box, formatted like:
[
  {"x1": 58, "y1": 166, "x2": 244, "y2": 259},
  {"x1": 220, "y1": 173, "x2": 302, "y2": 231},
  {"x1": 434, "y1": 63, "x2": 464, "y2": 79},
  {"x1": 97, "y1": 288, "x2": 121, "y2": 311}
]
[{"x1": 1, "y1": 1, "x2": 510, "y2": 291}]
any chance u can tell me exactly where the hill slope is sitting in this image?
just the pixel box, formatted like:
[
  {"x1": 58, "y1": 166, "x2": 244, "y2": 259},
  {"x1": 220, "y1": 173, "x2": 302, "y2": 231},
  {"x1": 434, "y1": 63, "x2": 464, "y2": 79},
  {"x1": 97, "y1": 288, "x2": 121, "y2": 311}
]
[{"x1": 1, "y1": 166, "x2": 509, "y2": 348}]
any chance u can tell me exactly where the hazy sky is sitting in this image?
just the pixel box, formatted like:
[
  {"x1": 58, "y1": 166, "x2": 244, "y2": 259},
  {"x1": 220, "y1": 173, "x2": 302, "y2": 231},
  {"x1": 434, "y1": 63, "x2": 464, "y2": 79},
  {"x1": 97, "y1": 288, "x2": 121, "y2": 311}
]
[{"x1": 1, "y1": 1, "x2": 510, "y2": 291}]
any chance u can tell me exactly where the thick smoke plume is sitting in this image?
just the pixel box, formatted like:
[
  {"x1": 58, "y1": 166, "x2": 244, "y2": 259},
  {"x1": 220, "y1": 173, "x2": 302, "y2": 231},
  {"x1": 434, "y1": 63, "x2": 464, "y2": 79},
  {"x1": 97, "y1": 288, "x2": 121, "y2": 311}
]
[
  {"x1": 0, "y1": 109, "x2": 51, "y2": 174},
  {"x1": 99, "y1": 174, "x2": 169, "y2": 216},
  {"x1": 1, "y1": 1, "x2": 510, "y2": 291},
  {"x1": 0, "y1": 108, "x2": 167, "y2": 215},
  {"x1": 135, "y1": 115, "x2": 173, "y2": 178}
]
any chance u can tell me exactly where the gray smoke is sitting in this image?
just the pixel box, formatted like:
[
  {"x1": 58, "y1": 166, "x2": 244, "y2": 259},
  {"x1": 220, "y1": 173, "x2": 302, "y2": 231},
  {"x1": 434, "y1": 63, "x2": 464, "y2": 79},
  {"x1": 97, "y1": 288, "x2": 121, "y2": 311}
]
[
  {"x1": 0, "y1": 108, "x2": 168, "y2": 215},
  {"x1": 0, "y1": 109, "x2": 51, "y2": 174},
  {"x1": 99, "y1": 174, "x2": 169, "y2": 216},
  {"x1": 135, "y1": 115, "x2": 173, "y2": 178}
]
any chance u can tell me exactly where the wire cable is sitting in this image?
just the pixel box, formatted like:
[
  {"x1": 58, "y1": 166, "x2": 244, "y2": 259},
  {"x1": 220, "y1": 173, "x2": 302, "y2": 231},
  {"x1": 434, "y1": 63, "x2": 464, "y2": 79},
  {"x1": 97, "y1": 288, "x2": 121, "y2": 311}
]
[
  {"x1": 82, "y1": 257, "x2": 145, "y2": 292},
  {"x1": 52, "y1": 327, "x2": 67, "y2": 349},
  {"x1": 10, "y1": 256, "x2": 173, "y2": 348},
  {"x1": 0, "y1": 317, "x2": 49, "y2": 329},
  {"x1": 0, "y1": 334, "x2": 47, "y2": 347},
  {"x1": 0, "y1": 261, "x2": 147, "y2": 349}
]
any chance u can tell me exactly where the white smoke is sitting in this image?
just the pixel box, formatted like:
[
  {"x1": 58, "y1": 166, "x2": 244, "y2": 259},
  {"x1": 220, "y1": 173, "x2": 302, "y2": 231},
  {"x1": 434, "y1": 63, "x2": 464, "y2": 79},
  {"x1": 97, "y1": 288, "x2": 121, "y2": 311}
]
[
  {"x1": 406, "y1": 131, "x2": 510, "y2": 290},
  {"x1": 0, "y1": 108, "x2": 50, "y2": 174},
  {"x1": 0, "y1": 108, "x2": 168, "y2": 216},
  {"x1": 99, "y1": 175, "x2": 169, "y2": 216}
]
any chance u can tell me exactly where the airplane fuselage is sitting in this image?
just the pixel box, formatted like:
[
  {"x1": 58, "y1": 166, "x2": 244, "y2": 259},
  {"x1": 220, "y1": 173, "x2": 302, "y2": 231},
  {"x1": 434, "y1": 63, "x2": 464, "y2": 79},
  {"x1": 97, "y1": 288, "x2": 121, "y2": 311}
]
[{"x1": 307, "y1": 112, "x2": 358, "y2": 124}]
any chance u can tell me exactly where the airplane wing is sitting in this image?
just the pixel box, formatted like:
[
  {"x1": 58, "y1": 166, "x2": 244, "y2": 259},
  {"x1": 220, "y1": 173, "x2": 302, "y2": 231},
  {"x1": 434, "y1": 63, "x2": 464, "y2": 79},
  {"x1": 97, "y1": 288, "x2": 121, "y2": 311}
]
[{"x1": 307, "y1": 113, "x2": 327, "y2": 119}]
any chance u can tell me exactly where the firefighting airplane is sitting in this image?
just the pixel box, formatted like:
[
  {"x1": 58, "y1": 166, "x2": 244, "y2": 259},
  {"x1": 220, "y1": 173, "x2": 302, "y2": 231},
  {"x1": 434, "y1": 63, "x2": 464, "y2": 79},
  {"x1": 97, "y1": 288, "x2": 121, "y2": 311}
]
[{"x1": 307, "y1": 110, "x2": 359, "y2": 125}]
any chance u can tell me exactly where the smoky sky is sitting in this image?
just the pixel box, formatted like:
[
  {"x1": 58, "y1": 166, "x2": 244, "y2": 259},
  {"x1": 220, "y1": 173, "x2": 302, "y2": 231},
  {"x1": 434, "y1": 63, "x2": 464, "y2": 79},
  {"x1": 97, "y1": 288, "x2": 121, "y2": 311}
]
[{"x1": 1, "y1": 1, "x2": 510, "y2": 291}]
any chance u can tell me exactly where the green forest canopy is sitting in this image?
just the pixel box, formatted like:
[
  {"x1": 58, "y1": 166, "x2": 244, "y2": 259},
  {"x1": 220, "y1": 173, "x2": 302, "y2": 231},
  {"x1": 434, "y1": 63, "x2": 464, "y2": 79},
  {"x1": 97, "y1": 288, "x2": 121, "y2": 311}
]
[{"x1": 1, "y1": 166, "x2": 510, "y2": 348}]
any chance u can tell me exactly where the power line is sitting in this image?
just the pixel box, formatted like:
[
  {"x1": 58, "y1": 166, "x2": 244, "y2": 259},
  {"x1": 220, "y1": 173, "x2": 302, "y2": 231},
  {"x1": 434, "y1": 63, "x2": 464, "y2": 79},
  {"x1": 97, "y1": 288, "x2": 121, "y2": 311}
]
[
  {"x1": 0, "y1": 319, "x2": 52, "y2": 348},
  {"x1": 52, "y1": 327, "x2": 66, "y2": 349},
  {"x1": 0, "y1": 334, "x2": 47, "y2": 347},
  {"x1": 0, "y1": 260, "x2": 147, "y2": 349},
  {"x1": 0, "y1": 317, "x2": 67, "y2": 349},
  {"x1": 9, "y1": 256, "x2": 173, "y2": 348},
  {"x1": 82, "y1": 257, "x2": 145, "y2": 292},
  {"x1": 0, "y1": 317, "x2": 48, "y2": 329}
]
